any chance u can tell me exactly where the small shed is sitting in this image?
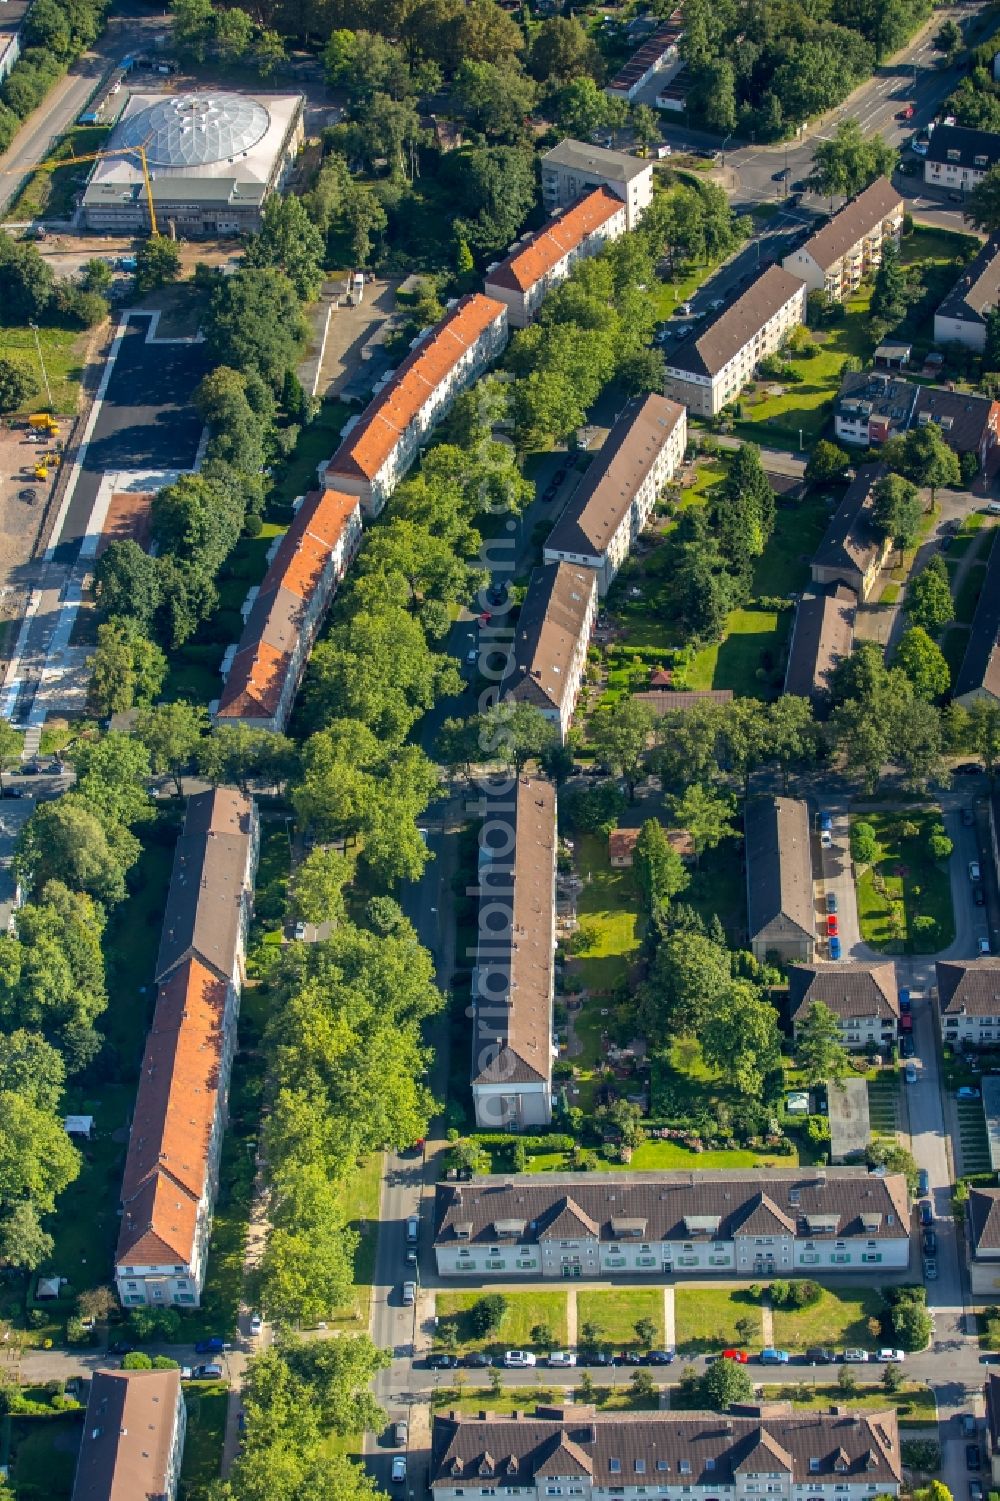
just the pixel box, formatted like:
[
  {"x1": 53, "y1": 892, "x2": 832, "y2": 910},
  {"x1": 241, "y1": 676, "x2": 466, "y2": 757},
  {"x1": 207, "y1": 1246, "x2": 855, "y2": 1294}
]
[
  {"x1": 609, "y1": 828, "x2": 641, "y2": 868},
  {"x1": 785, "y1": 1091, "x2": 810, "y2": 1115},
  {"x1": 63, "y1": 1114, "x2": 94, "y2": 1139},
  {"x1": 874, "y1": 340, "x2": 912, "y2": 371},
  {"x1": 35, "y1": 1276, "x2": 62, "y2": 1300},
  {"x1": 828, "y1": 1078, "x2": 871, "y2": 1164},
  {"x1": 649, "y1": 667, "x2": 673, "y2": 687}
]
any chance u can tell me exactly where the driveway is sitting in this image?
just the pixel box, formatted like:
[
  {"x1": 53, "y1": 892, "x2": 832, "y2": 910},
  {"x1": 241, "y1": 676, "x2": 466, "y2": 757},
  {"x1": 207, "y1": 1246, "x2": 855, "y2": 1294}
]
[{"x1": 816, "y1": 803, "x2": 864, "y2": 959}]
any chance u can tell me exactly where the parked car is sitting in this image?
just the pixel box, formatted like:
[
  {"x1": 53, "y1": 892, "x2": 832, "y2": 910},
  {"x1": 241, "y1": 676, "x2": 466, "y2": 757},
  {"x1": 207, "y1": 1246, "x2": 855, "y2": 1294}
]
[
  {"x1": 805, "y1": 1347, "x2": 836, "y2": 1364},
  {"x1": 955, "y1": 763, "x2": 982, "y2": 774},
  {"x1": 905, "y1": 1062, "x2": 917, "y2": 1083},
  {"x1": 819, "y1": 811, "x2": 833, "y2": 831},
  {"x1": 584, "y1": 1350, "x2": 614, "y2": 1367},
  {"x1": 963, "y1": 807, "x2": 976, "y2": 826},
  {"x1": 392, "y1": 1457, "x2": 408, "y2": 1484},
  {"x1": 463, "y1": 1351, "x2": 492, "y2": 1368},
  {"x1": 900, "y1": 1036, "x2": 915, "y2": 1057},
  {"x1": 829, "y1": 936, "x2": 842, "y2": 960},
  {"x1": 920, "y1": 1201, "x2": 935, "y2": 1226},
  {"x1": 842, "y1": 1349, "x2": 869, "y2": 1363},
  {"x1": 394, "y1": 1421, "x2": 409, "y2": 1447},
  {"x1": 759, "y1": 1348, "x2": 790, "y2": 1364},
  {"x1": 722, "y1": 1349, "x2": 750, "y2": 1363},
  {"x1": 503, "y1": 1350, "x2": 536, "y2": 1368},
  {"x1": 924, "y1": 1256, "x2": 939, "y2": 1280},
  {"x1": 772, "y1": 167, "x2": 791, "y2": 180},
  {"x1": 970, "y1": 860, "x2": 982, "y2": 881},
  {"x1": 647, "y1": 1350, "x2": 675, "y2": 1365},
  {"x1": 821, "y1": 829, "x2": 833, "y2": 849},
  {"x1": 548, "y1": 1351, "x2": 577, "y2": 1367},
  {"x1": 249, "y1": 1312, "x2": 262, "y2": 1335},
  {"x1": 826, "y1": 892, "x2": 838, "y2": 914},
  {"x1": 980, "y1": 937, "x2": 992, "y2": 955},
  {"x1": 967, "y1": 1446, "x2": 982, "y2": 1472},
  {"x1": 195, "y1": 1338, "x2": 224, "y2": 1354},
  {"x1": 406, "y1": 1215, "x2": 419, "y2": 1244},
  {"x1": 192, "y1": 1363, "x2": 223, "y2": 1379},
  {"x1": 974, "y1": 885, "x2": 986, "y2": 907},
  {"x1": 293, "y1": 920, "x2": 307, "y2": 940},
  {"x1": 969, "y1": 1481, "x2": 984, "y2": 1501},
  {"x1": 877, "y1": 1348, "x2": 906, "y2": 1363},
  {"x1": 401, "y1": 1281, "x2": 416, "y2": 1306},
  {"x1": 898, "y1": 988, "x2": 911, "y2": 1013},
  {"x1": 107, "y1": 1341, "x2": 134, "y2": 1355},
  {"x1": 827, "y1": 915, "x2": 839, "y2": 937},
  {"x1": 957, "y1": 1086, "x2": 981, "y2": 1100},
  {"x1": 428, "y1": 1352, "x2": 459, "y2": 1369},
  {"x1": 917, "y1": 1168, "x2": 929, "y2": 1195}
]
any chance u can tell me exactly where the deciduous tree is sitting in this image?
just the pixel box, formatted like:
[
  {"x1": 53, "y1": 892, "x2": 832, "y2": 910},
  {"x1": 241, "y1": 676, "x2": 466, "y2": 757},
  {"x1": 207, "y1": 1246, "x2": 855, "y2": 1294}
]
[{"x1": 796, "y1": 1001, "x2": 851, "y2": 1088}]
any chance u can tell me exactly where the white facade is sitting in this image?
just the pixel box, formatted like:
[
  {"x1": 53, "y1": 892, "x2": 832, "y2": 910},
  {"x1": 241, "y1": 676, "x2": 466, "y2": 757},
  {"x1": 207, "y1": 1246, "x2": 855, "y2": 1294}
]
[
  {"x1": 541, "y1": 141, "x2": 653, "y2": 230},
  {"x1": 663, "y1": 281, "x2": 806, "y2": 418},
  {"x1": 485, "y1": 200, "x2": 626, "y2": 329},
  {"x1": 782, "y1": 209, "x2": 903, "y2": 301},
  {"x1": 925, "y1": 151, "x2": 995, "y2": 192}
]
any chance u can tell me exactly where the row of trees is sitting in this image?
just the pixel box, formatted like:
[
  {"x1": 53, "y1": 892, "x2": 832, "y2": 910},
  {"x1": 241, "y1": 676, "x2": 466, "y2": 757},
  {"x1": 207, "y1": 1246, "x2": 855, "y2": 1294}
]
[{"x1": 0, "y1": 0, "x2": 108, "y2": 153}]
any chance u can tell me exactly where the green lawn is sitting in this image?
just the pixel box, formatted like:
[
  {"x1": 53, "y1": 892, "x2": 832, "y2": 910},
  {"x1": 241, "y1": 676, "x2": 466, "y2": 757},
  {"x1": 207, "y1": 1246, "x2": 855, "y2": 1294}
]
[
  {"x1": 752, "y1": 496, "x2": 832, "y2": 598},
  {"x1": 0, "y1": 324, "x2": 87, "y2": 415},
  {"x1": 770, "y1": 1287, "x2": 884, "y2": 1350},
  {"x1": 569, "y1": 833, "x2": 643, "y2": 992},
  {"x1": 577, "y1": 1288, "x2": 664, "y2": 1349},
  {"x1": 854, "y1": 809, "x2": 955, "y2": 954},
  {"x1": 687, "y1": 606, "x2": 791, "y2": 698},
  {"x1": 675, "y1": 1287, "x2": 762, "y2": 1353},
  {"x1": 326, "y1": 1152, "x2": 383, "y2": 1332},
  {"x1": 271, "y1": 399, "x2": 351, "y2": 503},
  {"x1": 430, "y1": 1385, "x2": 659, "y2": 1414},
  {"x1": 434, "y1": 1291, "x2": 569, "y2": 1352},
  {"x1": 179, "y1": 1384, "x2": 229, "y2": 1500},
  {"x1": 8, "y1": 1413, "x2": 83, "y2": 1501},
  {"x1": 629, "y1": 1139, "x2": 797, "y2": 1169},
  {"x1": 678, "y1": 456, "x2": 729, "y2": 510},
  {"x1": 4, "y1": 124, "x2": 112, "y2": 222},
  {"x1": 761, "y1": 1382, "x2": 936, "y2": 1427}
]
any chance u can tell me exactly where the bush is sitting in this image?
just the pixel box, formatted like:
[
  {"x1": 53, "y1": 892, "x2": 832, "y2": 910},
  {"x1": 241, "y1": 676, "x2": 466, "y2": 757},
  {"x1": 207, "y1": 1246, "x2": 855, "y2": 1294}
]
[
  {"x1": 769, "y1": 1279, "x2": 822, "y2": 1310},
  {"x1": 470, "y1": 1294, "x2": 508, "y2": 1337},
  {"x1": 901, "y1": 1440, "x2": 940, "y2": 1472}
]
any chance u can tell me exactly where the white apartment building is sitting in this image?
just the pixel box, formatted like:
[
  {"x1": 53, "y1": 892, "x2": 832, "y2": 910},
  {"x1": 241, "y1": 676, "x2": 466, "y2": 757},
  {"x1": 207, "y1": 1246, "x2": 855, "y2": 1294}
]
[
  {"x1": 485, "y1": 188, "x2": 627, "y2": 328},
  {"x1": 541, "y1": 138, "x2": 653, "y2": 230},
  {"x1": 323, "y1": 293, "x2": 509, "y2": 515},
  {"x1": 936, "y1": 957, "x2": 1000, "y2": 1048},
  {"x1": 503, "y1": 561, "x2": 597, "y2": 743},
  {"x1": 934, "y1": 233, "x2": 1000, "y2": 352},
  {"x1": 430, "y1": 1406, "x2": 904, "y2": 1501},
  {"x1": 663, "y1": 266, "x2": 807, "y2": 418},
  {"x1": 544, "y1": 395, "x2": 686, "y2": 594},
  {"x1": 781, "y1": 178, "x2": 903, "y2": 301},
  {"x1": 925, "y1": 124, "x2": 1000, "y2": 193},
  {"x1": 433, "y1": 1170, "x2": 911, "y2": 1280},
  {"x1": 789, "y1": 963, "x2": 899, "y2": 1051}
]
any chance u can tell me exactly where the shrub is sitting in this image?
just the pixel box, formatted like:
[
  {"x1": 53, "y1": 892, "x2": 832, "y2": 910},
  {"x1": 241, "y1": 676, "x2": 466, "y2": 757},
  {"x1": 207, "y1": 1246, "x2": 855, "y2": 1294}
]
[
  {"x1": 470, "y1": 1294, "x2": 508, "y2": 1337},
  {"x1": 769, "y1": 1279, "x2": 822, "y2": 1310}
]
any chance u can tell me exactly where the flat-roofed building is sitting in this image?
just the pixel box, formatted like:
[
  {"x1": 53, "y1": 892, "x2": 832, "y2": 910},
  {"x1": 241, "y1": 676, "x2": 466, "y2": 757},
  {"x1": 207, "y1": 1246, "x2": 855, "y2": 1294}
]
[
  {"x1": 663, "y1": 265, "x2": 807, "y2": 417},
  {"x1": 955, "y1": 539, "x2": 1000, "y2": 706},
  {"x1": 745, "y1": 796, "x2": 814, "y2": 964},
  {"x1": 935, "y1": 234, "x2": 1000, "y2": 351},
  {"x1": 485, "y1": 189, "x2": 627, "y2": 328},
  {"x1": 71, "y1": 1368, "x2": 186, "y2": 1501},
  {"x1": 541, "y1": 139, "x2": 653, "y2": 229},
  {"x1": 543, "y1": 395, "x2": 686, "y2": 594},
  {"x1": 810, "y1": 465, "x2": 891, "y2": 602},
  {"x1": 432, "y1": 1168, "x2": 910, "y2": 1279},
  {"x1": 783, "y1": 585, "x2": 856, "y2": 712},
  {"x1": 215, "y1": 487, "x2": 362, "y2": 732},
  {"x1": 606, "y1": 20, "x2": 682, "y2": 100},
  {"x1": 472, "y1": 777, "x2": 557, "y2": 1130},
  {"x1": 936, "y1": 957, "x2": 1000, "y2": 1047},
  {"x1": 323, "y1": 294, "x2": 508, "y2": 515},
  {"x1": 502, "y1": 561, "x2": 597, "y2": 742},
  {"x1": 781, "y1": 178, "x2": 903, "y2": 301},
  {"x1": 789, "y1": 962, "x2": 899, "y2": 1050}
]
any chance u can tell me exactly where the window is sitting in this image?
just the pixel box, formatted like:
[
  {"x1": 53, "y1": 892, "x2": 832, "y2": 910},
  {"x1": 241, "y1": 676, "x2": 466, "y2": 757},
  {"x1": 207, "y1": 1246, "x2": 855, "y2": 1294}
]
[
  {"x1": 177, "y1": 1293, "x2": 195, "y2": 1304},
  {"x1": 679, "y1": 1462, "x2": 692, "y2": 1475},
  {"x1": 707, "y1": 1460, "x2": 716, "y2": 1472},
  {"x1": 610, "y1": 1460, "x2": 621, "y2": 1474},
  {"x1": 126, "y1": 1281, "x2": 137, "y2": 1289},
  {"x1": 635, "y1": 1461, "x2": 646, "y2": 1475},
  {"x1": 656, "y1": 1462, "x2": 669, "y2": 1473},
  {"x1": 809, "y1": 1461, "x2": 820, "y2": 1474},
  {"x1": 174, "y1": 1265, "x2": 185, "y2": 1273}
]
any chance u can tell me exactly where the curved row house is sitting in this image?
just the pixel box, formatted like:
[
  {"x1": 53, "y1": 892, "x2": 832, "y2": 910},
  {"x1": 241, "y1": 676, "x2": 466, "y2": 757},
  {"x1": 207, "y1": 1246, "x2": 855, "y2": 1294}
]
[
  {"x1": 322, "y1": 292, "x2": 509, "y2": 516},
  {"x1": 115, "y1": 789, "x2": 258, "y2": 1309},
  {"x1": 215, "y1": 486, "x2": 362, "y2": 732},
  {"x1": 485, "y1": 188, "x2": 627, "y2": 329}
]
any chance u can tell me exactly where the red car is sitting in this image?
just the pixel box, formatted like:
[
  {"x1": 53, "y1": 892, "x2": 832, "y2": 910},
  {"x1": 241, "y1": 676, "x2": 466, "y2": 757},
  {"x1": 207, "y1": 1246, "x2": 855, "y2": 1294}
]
[
  {"x1": 827, "y1": 914, "x2": 839, "y2": 937},
  {"x1": 722, "y1": 1349, "x2": 749, "y2": 1363},
  {"x1": 896, "y1": 105, "x2": 914, "y2": 120}
]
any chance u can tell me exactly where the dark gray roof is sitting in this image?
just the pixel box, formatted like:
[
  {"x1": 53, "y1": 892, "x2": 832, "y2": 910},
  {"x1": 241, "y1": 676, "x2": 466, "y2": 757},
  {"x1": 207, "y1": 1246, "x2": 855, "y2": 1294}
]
[
  {"x1": 430, "y1": 1407, "x2": 902, "y2": 1489},
  {"x1": 936, "y1": 956, "x2": 1000, "y2": 1016},
  {"x1": 473, "y1": 778, "x2": 556, "y2": 1087},
  {"x1": 795, "y1": 177, "x2": 902, "y2": 273},
  {"x1": 633, "y1": 689, "x2": 734, "y2": 713},
  {"x1": 788, "y1": 962, "x2": 899, "y2": 1024},
  {"x1": 912, "y1": 385, "x2": 998, "y2": 455},
  {"x1": 664, "y1": 265, "x2": 806, "y2": 379},
  {"x1": 744, "y1": 796, "x2": 814, "y2": 944},
  {"x1": 834, "y1": 372, "x2": 918, "y2": 436},
  {"x1": 926, "y1": 123, "x2": 1000, "y2": 171},
  {"x1": 155, "y1": 788, "x2": 254, "y2": 984},
  {"x1": 811, "y1": 466, "x2": 887, "y2": 580},
  {"x1": 783, "y1": 586, "x2": 856, "y2": 705},
  {"x1": 936, "y1": 234, "x2": 1000, "y2": 331},
  {"x1": 955, "y1": 535, "x2": 1000, "y2": 701},
  {"x1": 433, "y1": 1169, "x2": 910, "y2": 1247},
  {"x1": 542, "y1": 138, "x2": 651, "y2": 184},
  {"x1": 503, "y1": 562, "x2": 595, "y2": 715},
  {"x1": 545, "y1": 395, "x2": 685, "y2": 558},
  {"x1": 968, "y1": 1187, "x2": 1000, "y2": 1255}
]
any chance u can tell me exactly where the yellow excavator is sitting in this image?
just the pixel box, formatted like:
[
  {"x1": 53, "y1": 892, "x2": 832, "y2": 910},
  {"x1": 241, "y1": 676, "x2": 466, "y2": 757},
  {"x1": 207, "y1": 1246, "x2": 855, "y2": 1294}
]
[{"x1": 7, "y1": 141, "x2": 159, "y2": 236}]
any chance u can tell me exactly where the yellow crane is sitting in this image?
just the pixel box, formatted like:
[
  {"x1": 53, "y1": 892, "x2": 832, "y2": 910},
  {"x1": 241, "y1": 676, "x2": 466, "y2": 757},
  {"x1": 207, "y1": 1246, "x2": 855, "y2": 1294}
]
[{"x1": 7, "y1": 142, "x2": 159, "y2": 236}]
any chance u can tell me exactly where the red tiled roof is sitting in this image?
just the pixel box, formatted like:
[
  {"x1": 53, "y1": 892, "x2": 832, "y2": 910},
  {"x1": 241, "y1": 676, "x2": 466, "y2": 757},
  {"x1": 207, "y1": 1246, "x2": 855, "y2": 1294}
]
[{"x1": 487, "y1": 189, "x2": 624, "y2": 295}]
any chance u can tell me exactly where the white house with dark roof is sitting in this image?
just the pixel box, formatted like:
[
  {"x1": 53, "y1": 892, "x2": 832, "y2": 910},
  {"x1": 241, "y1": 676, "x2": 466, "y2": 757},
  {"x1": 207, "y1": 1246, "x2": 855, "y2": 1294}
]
[
  {"x1": 745, "y1": 796, "x2": 815, "y2": 964},
  {"x1": 781, "y1": 178, "x2": 903, "y2": 302},
  {"x1": 502, "y1": 561, "x2": 597, "y2": 743},
  {"x1": 789, "y1": 963, "x2": 899, "y2": 1050},
  {"x1": 472, "y1": 777, "x2": 557, "y2": 1130},
  {"x1": 543, "y1": 395, "x2": 686, "y2": 594},
  {"x1": 936, "y1": 957, "x2": 1000, "y2": 1046},
  {"x1": 924, "y1": 124, "x2": 1000, "y2": 192},
  {"x1": 935, "y1": 234, "x2": 1000, "y2": 352},
  {"x1": 430, "y1": 1405, "x2": 903, "y2": 1501},
  {"x1": 433, "y1": 1170, "x2": 910, "y2": 1279},
  {"x1": 809, "y1": 466, "x2": 891, "y2": 602},
  {"x1": 966, "y1": 1188, "x2": 1000, "y2": 1294}
]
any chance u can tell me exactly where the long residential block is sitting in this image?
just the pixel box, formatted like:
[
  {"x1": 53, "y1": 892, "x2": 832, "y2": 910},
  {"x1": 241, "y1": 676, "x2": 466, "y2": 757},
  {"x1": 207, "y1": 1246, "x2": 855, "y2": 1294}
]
[
  {"x1": 472, "y1": 776, "x2": 557, "y2": 1130},
  {"x1": 502, "y1": 561, "x2": 597, "y2": 743},
  {"x1": 433, "y1": 1169, "x2": 910, "y2": 1278},
  {"x1": 485, "y1": 188, "x2": 627, "y2": 329},
  {"x1": 810, "y1": 464, "x2": 891, "y2": 602},
  {"x1": 541, "y1": 139, "x2": 653, "y2": 230},
  {"x1": 215, "y1": 486, "x2": 362, "y2": 732},
  {"x1": 663, "y1": 265, "x2": 807, "y2": 417},
  {"x1": 322, "y1": 293, "x2": 509, "y2": 515},
  {"x1": 781, "y1": 177, "x2": 903, "y2": 302},
  {"x1": 745, "y1": 796, "x2": 815, "y2": 965},
  {"x1": 544, "y1": 394, "x2": 686, "y2": 594},
  {"x1": 71, "y1": 1367, "x2": 186, "y2": 1501},
  {"x1": 430, "y1": 1406, "x2": 904, "y2": 1501},
  {"x1": 115, "y1": 789, "x2": 259, "y2": 1309}
]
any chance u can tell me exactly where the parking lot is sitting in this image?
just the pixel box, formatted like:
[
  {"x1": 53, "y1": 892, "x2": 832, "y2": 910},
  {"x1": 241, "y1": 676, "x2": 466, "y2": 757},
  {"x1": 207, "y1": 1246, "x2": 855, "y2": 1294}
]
[{"x1": 0, "y1": 418, "x2": 65, "y2": 599}]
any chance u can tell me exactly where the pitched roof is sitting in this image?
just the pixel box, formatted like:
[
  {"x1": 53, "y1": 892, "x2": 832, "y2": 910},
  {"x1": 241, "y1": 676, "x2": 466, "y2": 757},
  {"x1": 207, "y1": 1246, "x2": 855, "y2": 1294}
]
[
  {"x1": 503, "y1": 561, "x2": 595, "y2": 715},
  {"x1": 788, "y1": 962, "x2": 899, "y2": 1024},
  {"x1": 783, "y1": 586, "x2": 857, "y2": 704},
  {"x1": 632, "y1": 689, "x2": 734, "y2": 713},
  {"x1": 926, "y1": 123, "x2": 1000, "y2": 170},
  {"x1": 434, "y1": 1169, "x2": 910, "y2": 1247},
  {"x1": 968, "y1": 1187, "x2": 1000, "y2": 1255},
  {"x1": 217, "y1": 487, "x2": 360, "y2": 721},
  {"x1": 936, "y1": 956, "x2": 1000, "y2": 1015},
  {"x1": 664, "y1": 265, "x2": 805, "y2": 379},
  {"x1": 812, "y1": 465, "x2": 887, "y2": 579},
  {"x1": 834, "y1": 371, "x2": 919, "y2": 438},
  {"x1": 936, "y1": 233, "x2": 1000, "y2": 331},
  {"x1": 542, "y1": 137, "x2": 652, "y2": 185},
  {"x1": 430, "y1": 1407, "x2": 903, "y2": 1490},
  {"x1": 71, "y1": 1368, "x2": 181, "y2": 1501},
  {"x1": 326, "y1": 294, "x2": 507, "y2": 484},
  {"x1": 473, "y1": 777, "x2": 556, "y2": 1088},
  {"x1": 607, "y1": 23, "x2": 681, "y2": 92},
  {"x1": 987, "y1": 1372, "x2": 1000, "y2": 1457},
  {"x1": 912, "y1": 385, "x2": 998, "y2": 455},
  {"x1": 744, "y1": 796, "x2": 814, "y2": 944},
  {"x1": 954, "y1": 535, "x2": 1000, "y2": 701},
  {"x1": 155, "y1": 788, "x2": 254, "y2": 984},
  {"x1": 795, "y1": 177, "x2": 902, "y2": 272},
  {"x1": 486, "y1": 189, "x2": 624, "y2": 295},
  {"x1": 545, "y1": 394, "x2": 685, "y2": 558}
]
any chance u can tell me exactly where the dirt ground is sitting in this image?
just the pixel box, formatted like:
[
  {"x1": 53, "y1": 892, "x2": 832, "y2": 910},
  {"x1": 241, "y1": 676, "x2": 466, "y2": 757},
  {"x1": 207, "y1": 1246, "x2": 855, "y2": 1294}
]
[
  {"x1": 96, "y1": 489, "x2": 153, "y2": 556},
  {"x1": 0, "y1": 419, "x2": 66, "y2": 617}
]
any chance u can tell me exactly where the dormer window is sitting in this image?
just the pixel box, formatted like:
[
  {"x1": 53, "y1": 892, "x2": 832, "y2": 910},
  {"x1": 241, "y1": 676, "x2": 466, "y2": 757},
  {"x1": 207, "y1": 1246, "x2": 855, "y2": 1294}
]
[
  {"x1": 680, "y1": 1461, "x2": 692, "y2": 1475},
  {"x1": 809, "y1": 1461, "x2": 820, "y2": 1474},
  {"x1": 610, "y1": 1460, "x2": 621, "y2": 1474},
  {"x1": 635, "y1": 1461, "x2": 646, "y2": 1474}
]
